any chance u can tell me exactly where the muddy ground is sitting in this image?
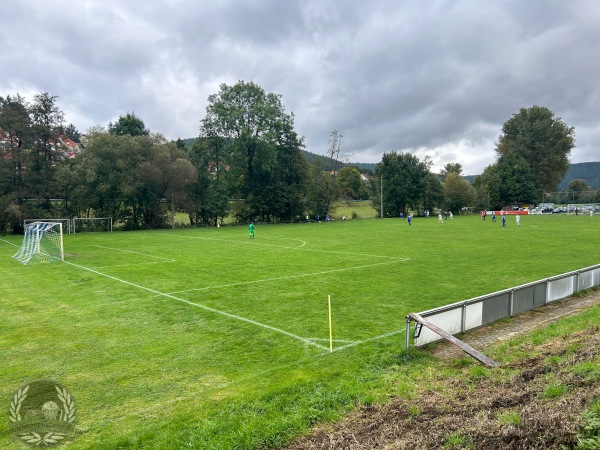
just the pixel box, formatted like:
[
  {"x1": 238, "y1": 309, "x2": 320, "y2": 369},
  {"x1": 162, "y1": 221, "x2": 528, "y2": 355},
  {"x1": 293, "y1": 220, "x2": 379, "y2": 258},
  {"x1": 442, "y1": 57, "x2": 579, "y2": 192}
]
[{"x1": 286, "y1": 325, "x2": 600, "y2": 449}]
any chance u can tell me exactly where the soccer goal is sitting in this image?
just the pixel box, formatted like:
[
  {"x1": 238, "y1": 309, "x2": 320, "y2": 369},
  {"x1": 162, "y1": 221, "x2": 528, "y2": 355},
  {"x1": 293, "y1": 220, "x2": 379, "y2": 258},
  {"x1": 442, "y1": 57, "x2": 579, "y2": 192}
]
[
  {"x1": 73, "y1": 217, "x2": 113, "y2": 233},
  {"x1": 567, "y1": 204, "x2": 597, "y2": 215},
  {"x1": 13, "y1": 221, "x2": 64, "y2": 264}
]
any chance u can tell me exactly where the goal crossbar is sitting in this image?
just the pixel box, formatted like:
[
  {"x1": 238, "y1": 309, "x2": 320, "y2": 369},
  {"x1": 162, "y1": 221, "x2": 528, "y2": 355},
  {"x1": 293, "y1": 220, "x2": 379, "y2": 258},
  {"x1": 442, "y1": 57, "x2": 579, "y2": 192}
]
[{"x1": 24, "y1": 218, "x2": 72, "y2": 234}]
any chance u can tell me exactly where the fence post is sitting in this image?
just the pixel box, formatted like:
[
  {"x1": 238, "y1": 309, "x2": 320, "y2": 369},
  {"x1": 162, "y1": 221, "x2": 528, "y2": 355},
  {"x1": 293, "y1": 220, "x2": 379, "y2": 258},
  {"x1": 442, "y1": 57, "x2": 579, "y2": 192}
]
[
  {"x1": 509, "y1": 289, "x2": 515, "y2": 317},
  {"x1": 405, "y1": 315, "x2": 411, "y2": 350},
  {"x1": 461, "y1": 302, "x2": 467, "y2": 333}
]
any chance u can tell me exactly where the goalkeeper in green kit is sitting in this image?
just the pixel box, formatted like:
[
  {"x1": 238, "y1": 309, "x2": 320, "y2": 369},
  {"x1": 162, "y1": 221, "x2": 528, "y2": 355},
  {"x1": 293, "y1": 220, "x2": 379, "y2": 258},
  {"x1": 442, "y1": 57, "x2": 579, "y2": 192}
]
[{"x1": 248, "y1": 222, "x2": 255, "y2": 239}]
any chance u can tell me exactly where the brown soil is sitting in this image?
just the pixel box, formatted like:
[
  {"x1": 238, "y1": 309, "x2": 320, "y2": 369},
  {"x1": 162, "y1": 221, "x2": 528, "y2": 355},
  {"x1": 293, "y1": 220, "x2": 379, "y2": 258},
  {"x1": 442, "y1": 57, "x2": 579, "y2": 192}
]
[{"x1": 286, "y1": 296, "x2": 600, "y2": 450}]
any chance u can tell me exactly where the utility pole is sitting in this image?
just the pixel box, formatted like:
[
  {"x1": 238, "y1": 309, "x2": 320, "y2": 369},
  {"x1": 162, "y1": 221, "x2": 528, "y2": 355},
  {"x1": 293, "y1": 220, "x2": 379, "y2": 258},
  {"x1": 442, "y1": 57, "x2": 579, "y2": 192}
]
[
  {"x1": 380, "y1": 176, "x2": 383, "y2": 219},
  {"x1": 171, "y1": 179, "x2": 175, "y2": 229}
]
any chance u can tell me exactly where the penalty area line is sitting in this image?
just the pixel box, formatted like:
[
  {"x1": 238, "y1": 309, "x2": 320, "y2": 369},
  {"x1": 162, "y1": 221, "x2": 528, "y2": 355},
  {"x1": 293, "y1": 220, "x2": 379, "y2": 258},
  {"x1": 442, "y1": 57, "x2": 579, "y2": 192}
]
[
  {"x1": 0, "y1": 239, "x2": 19, "y2": 247},
  {"x1": 62, "y1": 260, "x2": 329, "y2": 352},
  {"x1": 168, "y1": 259, "x2": 409, "y2": 295},
  {"x1": 94, "y1": 245, "x2": 176, "y2": 262}
]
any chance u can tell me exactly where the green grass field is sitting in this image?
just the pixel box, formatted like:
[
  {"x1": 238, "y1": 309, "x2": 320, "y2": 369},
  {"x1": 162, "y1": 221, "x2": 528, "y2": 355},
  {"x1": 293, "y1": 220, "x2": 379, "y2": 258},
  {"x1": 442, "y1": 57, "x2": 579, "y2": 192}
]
[{"x1": 1, "y1": 214, "x2": 599, "y2": 449}]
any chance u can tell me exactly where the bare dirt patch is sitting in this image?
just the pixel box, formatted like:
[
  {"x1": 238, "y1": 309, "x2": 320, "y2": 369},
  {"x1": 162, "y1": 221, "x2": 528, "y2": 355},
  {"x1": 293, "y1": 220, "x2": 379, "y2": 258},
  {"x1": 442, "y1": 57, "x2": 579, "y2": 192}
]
[{"x1": 286, "y1": 326, "x2": 600, "y2": 449}]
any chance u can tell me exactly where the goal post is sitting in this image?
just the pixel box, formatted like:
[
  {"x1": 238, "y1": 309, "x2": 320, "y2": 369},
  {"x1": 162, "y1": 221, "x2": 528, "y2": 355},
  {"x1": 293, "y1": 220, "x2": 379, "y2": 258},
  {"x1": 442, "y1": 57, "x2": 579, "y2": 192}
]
[
  {"x1": 72, "y1": 217, "x2": 113, "y2": 233},
  {"x1": 13, "y1": 221, "x2": 64, "y2": 264}
]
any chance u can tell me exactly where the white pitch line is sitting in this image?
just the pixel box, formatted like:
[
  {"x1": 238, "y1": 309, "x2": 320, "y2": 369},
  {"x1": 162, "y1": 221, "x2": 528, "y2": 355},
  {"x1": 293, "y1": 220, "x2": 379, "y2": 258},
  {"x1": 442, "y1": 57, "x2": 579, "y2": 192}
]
[
  {"x1": 167, "y1": 259, "x2": 409, "y2": 295},
  {"x1": 0, "y1": 239, "x2": 18, "y2": 247},
  {"x1": 306, "y1": 338, "x2": 359, "y2": 343},
  {"x1": 331, "y1": 328, "x2": 407, "y2": 352},
  {"x1": 158, "y1": 233, "x2": 397, "y2": 259},
  {"x1": 63, "y1": 261, "x2": 329, "y2": 352},
  {"x1": 94, "y1": 245, "x2": 176, "y2": 262}
]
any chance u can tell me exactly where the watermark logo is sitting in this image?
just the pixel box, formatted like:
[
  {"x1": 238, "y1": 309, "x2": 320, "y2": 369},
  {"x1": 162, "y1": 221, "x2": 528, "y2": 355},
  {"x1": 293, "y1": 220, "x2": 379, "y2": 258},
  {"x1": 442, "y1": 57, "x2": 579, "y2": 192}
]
[{"x1": 8, "y1": 379, "x2": 76, "y2": 447}]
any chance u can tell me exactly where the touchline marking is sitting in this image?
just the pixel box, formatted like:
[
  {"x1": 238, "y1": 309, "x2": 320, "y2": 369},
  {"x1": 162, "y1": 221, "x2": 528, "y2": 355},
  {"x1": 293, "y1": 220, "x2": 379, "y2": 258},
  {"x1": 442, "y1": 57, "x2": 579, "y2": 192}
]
[
  {"x1": 167, "y1": 259, "x2": 409, "y2": 295},
  {"x1": 94, "y1": 245, "x2": 176, "y2": 262},
  {"x1": 332, "y1": 328, "x2": 407, "y2": 352},
  {"x1": 158, "y1": 233, "x2": 397, "y2": 259},
  {"x1": 63, "y1": 261, "x2": 329, "y2": 352}
]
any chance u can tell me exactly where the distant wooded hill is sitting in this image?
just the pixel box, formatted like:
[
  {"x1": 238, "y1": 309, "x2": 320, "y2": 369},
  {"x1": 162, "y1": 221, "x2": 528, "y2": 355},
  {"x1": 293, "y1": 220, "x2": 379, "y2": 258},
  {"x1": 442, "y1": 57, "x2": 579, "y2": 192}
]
[
  {"x1": 462, "y1": 162, "x2": 600, "y2": 190},
  {"x1": 556, "y1": 162, "x2": 600, "y2": 190},
  {"x1": 179, "y1": 138, "x2": 598, "y2": 188},
  {"x1": 179, "y1": 138, "x2": 377, "y2": 172}
]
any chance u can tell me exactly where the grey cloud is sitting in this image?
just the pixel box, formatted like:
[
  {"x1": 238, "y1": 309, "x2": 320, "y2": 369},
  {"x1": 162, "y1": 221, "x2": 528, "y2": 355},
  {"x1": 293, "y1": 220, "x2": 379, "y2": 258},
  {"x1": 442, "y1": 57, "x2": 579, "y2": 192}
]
[{"x1": 1, "y1": 0, "x2": 598, "y2": 174}]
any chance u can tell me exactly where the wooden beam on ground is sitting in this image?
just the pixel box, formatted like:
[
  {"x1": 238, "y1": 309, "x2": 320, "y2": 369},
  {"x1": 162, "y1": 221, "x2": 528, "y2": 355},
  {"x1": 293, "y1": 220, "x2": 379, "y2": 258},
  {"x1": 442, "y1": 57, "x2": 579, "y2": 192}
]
[{"x1": 408, "y1": 313, "x2": 499, "y2": 367}]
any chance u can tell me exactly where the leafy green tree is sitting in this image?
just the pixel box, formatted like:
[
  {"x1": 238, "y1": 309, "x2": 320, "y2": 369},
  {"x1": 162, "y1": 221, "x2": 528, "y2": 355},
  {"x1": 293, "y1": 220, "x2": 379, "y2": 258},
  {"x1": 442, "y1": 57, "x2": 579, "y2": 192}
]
[
  {"x1": 474, "y1": 164, "x2": 503, "y2": 210},
  {"x1": 443, "y1": 172, "x2": 475, "y2": 214},
  {"x1": 187, "y1": 136, "x2": 232, "y2": 226},
  {"x1": 568, "y1": 178, "x2": 593, "y2": 203},
  {"x1": 27, "y1": 92, "x2": 65, "y2": 200},
  {"x1": 268, "y1": 124, "x2": 308, "y2": 222},
  {"x1": 53, "y1": 156, "x2": 79, "y2": 214},
  {"x1": 568, "y1": 178, "x2": 590, "y2": 193},
  {"x1": 496, "y1": 106, "x2": 575, "y2": 192},
  {"x1": 422, "y1": 172, "x2": 445, "y2": 213},
  {"x1": 76, "y1": 131, "x2": 145, "y2": 222},
  {"x1": 306, "y1": 157, "x2": 340, "y2": 218},
  {"x1": 201, "y1": 81, "x2": 307, "y2": 221},
  {"x1": 439, "y1": 162, "x2": 463, "y2": 181},
  {"x1": 338, "y1": 166, "x2": 365, "y2": 200},
  {"x1": 497, "y1": 152, "x2": 541, "y2": 204},
  {"x1": 374, "y1": 152, "x2": 431, "y2": 216},
  {"x1": 63, "y1": 123, "x2": 81, "y2": 143},
  {"x1": 0, "y1": 94, "x2": 31, "y2": 232},
  {"x1": 137, "y1": 140, "x2": 197, "y2": 228},
  {"x1": 108, "y1": 112, "x2": 150, "y2": 136}
]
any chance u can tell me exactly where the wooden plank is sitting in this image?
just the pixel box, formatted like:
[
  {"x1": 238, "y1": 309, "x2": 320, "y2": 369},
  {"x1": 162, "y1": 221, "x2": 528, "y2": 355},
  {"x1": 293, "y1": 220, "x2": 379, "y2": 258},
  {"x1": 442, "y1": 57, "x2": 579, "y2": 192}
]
[{"x1": 409, "y1": 312, "x2": 499, "y2": 367}]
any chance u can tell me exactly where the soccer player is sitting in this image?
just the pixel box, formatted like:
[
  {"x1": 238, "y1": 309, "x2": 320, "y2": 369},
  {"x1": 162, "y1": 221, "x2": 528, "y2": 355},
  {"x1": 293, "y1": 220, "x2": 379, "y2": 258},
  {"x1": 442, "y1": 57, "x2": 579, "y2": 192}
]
[
  {"x1": 502, "y1": 214, "x2": 506, "y2": 228},
  {"x1": 248, "y1": 222, "x2": 255, "y2": 239},
  {"x1": 516, "y1": 215, "x2": 521, "y2": 227}
]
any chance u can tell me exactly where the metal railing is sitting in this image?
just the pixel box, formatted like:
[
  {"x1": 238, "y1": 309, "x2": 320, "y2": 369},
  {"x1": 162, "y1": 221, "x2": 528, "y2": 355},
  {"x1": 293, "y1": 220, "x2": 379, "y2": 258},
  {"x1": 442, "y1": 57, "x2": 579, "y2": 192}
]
[{"x1": 406, "y1": 263, "x2": 600, "y2": 349}]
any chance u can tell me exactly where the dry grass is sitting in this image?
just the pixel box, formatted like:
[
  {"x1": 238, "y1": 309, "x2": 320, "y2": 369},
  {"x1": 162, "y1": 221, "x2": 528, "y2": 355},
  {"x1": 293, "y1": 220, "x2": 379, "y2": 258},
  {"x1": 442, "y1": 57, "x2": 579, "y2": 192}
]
[{"x1": 287, "y1": 325, "x2": 600, "y2": 449}]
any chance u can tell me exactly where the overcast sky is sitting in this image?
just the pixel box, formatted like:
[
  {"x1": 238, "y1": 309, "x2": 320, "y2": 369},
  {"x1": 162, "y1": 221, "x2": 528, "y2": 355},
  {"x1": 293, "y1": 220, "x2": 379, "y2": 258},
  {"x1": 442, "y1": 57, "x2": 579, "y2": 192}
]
[{"x1": 2, "y1": 0, "x2": 599, "y2": 174}]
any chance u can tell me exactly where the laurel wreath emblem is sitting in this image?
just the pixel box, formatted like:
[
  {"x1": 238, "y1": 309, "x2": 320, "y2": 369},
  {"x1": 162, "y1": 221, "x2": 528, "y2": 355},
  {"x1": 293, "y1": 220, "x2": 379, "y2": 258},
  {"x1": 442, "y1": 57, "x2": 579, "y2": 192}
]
[
  {"x1": 9, "y1": 385, "x2": 29, "y2": 422},
  {"x1": 17, "y1": 432, "x2": 66, "y2": 446},
  {"x1": 9, "y1": 382, "x2": 76, "y2": 447},
  {"x1": 55, "y1": 385, "x2": 76, "y2": 423}
]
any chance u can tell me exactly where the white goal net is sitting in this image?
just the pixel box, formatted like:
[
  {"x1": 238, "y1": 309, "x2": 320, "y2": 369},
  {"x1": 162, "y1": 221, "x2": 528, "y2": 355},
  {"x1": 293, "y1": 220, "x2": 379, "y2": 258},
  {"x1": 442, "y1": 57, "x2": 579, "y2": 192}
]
[{"x1": 13, "y1": 221, "x2": 64, "y2": 264}]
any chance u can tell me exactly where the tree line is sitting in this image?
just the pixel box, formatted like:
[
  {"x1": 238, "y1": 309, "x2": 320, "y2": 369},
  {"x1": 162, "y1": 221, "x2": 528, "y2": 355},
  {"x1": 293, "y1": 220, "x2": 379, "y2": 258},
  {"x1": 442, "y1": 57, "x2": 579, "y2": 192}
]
[{"x1": 1, "y1": 83, "x2": 589, "y2": 234}]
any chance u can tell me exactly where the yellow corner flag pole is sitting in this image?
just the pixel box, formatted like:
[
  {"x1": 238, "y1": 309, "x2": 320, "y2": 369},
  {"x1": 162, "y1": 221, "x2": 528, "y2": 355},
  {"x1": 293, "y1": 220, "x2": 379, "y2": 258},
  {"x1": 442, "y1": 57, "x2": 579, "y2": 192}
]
[{"x1": 328, "y1": 295, "x2": 333, "y2": 352}]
